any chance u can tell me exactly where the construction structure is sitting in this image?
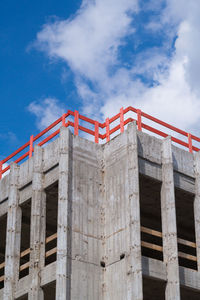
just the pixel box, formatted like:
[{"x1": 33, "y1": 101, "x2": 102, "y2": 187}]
[{"x1": 0, "y1": 106, "x2": 200, "y2": 299}]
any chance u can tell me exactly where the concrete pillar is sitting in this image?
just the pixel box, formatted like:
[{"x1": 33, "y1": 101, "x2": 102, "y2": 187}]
[
  {"x1": 161, "y1": 137, "x2": 180, "y2": 300},
  {"x1": 3, "y1": 163, "x2": 22, "y2": 300},
  {"x1": 126, "y1": 122, "x2": 143, "y2": 300},
  {"x1": 29, "y1": 145, "x2": 46, "y2": 300},
  {"x1": 194, "y1": 151, "x2": 200, "y2": 271},
  {"x1": 56, "y1": 127, "x2": 71, "y2": 300}
]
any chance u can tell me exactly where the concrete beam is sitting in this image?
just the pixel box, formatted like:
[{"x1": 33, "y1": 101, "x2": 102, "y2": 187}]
[
  {"x1": 161, "y1": 137, "x2": 181, "y2": 300},
  {"x1": 142, "y1": 256, "x2": 167, "y2": 281},
  {"x1": 126, "y1": 122, "x2": 143, "y2": 300},
  {"x1": 56, "y1": 127, "x2": 71, "y2": 300},
  {"x1": 29, "y1": 145, "x2": 46, "y2": 300},
  {"x1": 3, "y1": 163, "x2": 22, "y2": 300},
  {"x1": 194, "y1": 151, "x2": 200, "y2": 271}
]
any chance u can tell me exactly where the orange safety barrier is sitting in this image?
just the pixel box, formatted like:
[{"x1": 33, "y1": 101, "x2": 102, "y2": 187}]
[{"x1": 0, "y1": 106, "x2": 200, "y2": 179}]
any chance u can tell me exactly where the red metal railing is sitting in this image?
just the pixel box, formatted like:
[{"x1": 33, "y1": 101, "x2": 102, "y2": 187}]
[{"x1": 0, "y1": 106, "x2": 200, "y2": 179}]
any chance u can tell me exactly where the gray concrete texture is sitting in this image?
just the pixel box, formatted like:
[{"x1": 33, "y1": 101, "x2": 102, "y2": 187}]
[{"x1": 0, "y1": 122, "x2": 199, "y2": 299}]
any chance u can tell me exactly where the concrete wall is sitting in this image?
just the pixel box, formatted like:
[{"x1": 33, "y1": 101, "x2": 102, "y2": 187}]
[{"x1": 0, "y1": 123, "x2": 199, "y2": 299}]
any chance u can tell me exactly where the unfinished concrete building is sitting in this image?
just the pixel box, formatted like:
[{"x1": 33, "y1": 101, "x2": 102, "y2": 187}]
[{"x1": 0, "y1": 107, "x2": 200, "y2": 299}]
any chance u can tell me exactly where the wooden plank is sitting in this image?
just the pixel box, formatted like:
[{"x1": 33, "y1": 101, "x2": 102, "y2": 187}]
[
  {"x1": 177, "y1": 238, "x2": 196, "y2": 249},
  {"x1": 178, "y1": 252, "x2": 197, "y2": 262},
  {"x1": 0, "y1": 275, "x2": 4, "y2": 283},
  {"x1": 141, "y1": 226, "x2": 162, "y2": 238},
  {"x1": 20, "y1": 248, "x2": 30, "y2": 258},
  {"x1": 46, "y1": 247, "x2": 57, "y2": 258},
  {"x1": 141, "y1": 226, "x2": 196, "y2": 249},
  {"x1": 0, "y1": 262, "x2": 5, "y2": 270},
  {"x1": 19, "y1": 232, "x2": 57, "y2": 260},
  {"x1": 19, "y1": 261, "x2": 30, "y2": 272},
  {"x1": 46, "y1": 233, "x2": 57, "y2": 244},
  {"x1": 141, "y1": 239, "x2": 197, "y2": 263},
  {"x1": 0, "y1": 231, "x2": 57, "y2": 273},
  {"x1": 141, "y1": 241, "x2": 163, "y2": 252}
]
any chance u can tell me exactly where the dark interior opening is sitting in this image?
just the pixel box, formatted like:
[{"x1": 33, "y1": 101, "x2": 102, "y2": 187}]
[
  {"x1": 16, "y1": 294, "x2": 28, "y2": 300},
  {"x1": 19, "y1": 199, "x2": 31, "y2": 279},
  {"x1": 143, "y1": 276, "x2": 165, "y2": 300},
  {"x1": 45, "y1": 182, "x2": 58, "y2": 266},
  {"x1": 140, "y1": 174, "x2": 163, "y2": 261},
  {"x1": 43, "y1": 281, "x2": 56, "y2": 300},
  {"x1": 181, "y1": 286, "x2": 200, "y2": 299},
  {"x1": 0, "y1": 213, "x2": 7, "y2": 289},
  {"x1": 175, "y1": 188, "x2": 197, "y2": 270}
]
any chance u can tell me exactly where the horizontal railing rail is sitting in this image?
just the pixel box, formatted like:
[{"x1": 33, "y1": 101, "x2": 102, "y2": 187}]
[{"x1": 1, "y1": 106, "x2": 200, "y2": 179}]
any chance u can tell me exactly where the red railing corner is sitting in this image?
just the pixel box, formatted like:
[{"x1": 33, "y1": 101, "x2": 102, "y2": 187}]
[
  {"x1": 1, "y1": 106, "x2": 200, "y2": 182},
  {"x1": 120, "y1": 107, "x2": 124, "y2": 133},
  {"x1": 94, "y1": 121, "x2": 99, "y2": 144},
  {"x1": 74, "y1": 110, "x2": 79, "y2": 136},
  {"x1": 106, "y1": 118, "x2": 110, "y2": 142},
  {"x1": 137, "y1": 109, "x2": 142, "y2": 131},
  {"x1": 0, "y1": 161, "x2": 2, "y2": 179},
  {"x1": 62, "y1": 113, "x2": 65, "y2": 127},
  {"x1": 188, "y1": 133, "x2": 193, "y2": 153},
  {"x1": 29, "y1": 135, "x2": 34, "y2": 158}
]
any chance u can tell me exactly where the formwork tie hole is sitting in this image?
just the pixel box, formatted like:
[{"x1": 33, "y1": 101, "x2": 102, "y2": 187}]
[
  {"x1": 100, "y1": 261, "x2": 106, "y2": 268},
  {"x1": 120, "y1": 253, "x2": 125, "y2": 260}
]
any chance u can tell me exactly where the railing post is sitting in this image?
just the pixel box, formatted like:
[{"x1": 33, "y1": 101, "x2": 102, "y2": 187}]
[
  {"x1": 29, "y1": 135, "x2": 34, "y2": 158},
  {"x1": 188, "y1": 133, "x2": 193, "y2": 153},
  {"x1": 62, "y1": 113, "x2": 66, "y2": 127},
  {"x1": 94, "y1": 121, "x2": 99, "y2": 144},
  {"x1": 74, "y1": 110, "x2": 79, "y2": 136},
  {"x1": 106, "y1": 118, "x2": 110, "y2": 142},
  {"x1": 0, "y1": 160, "x2": 2, "y2": 179},
  {"x1": 120, "y1": 107, "x2": 124, "y2": 133},
  {"x1": 137, "y1": 109, "x2": 142, "y2": 131}
]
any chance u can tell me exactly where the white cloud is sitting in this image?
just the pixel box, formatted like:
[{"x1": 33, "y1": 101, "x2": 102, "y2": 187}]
[
  {"x1": 2, "y1": 163, "x2": 9, "y2": 178},
  {"x1": 35, "y1": 0, "x2": 139, "y2": 120},
  {"x1": 35, "y1": 0, "x2": 138, "y2": 81},
  {"x1": 102, "y1": 57, "x2": 200, "y2": 129},
  {"x1": 100, "y1": 0, "x2": 200, "y2": 134},
  {"x1": 34, "y1": 0, "x2": 200, "y2": 142},
  {"x1": 28, "y1": 98, "x2": 65, "y2": 130},
  {"x1": 137, "y1": 0, "x2": 200, "y2": 131}
]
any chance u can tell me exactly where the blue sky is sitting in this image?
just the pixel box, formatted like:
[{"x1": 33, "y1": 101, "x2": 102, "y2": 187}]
[
  {"x1": 1, "y1": 0, "x2": 200, "y2": 160},
  {"x1": 0, "y1": 0, "x2": 81, "y2": 157}
]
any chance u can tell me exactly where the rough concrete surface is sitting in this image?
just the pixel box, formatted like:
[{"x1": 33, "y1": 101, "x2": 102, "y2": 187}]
[{"x1": 0, "y1": 123, "x2": 200, "y2": 299}]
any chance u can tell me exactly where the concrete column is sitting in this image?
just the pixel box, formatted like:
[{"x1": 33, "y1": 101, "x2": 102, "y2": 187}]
[
  {"x1": 29, "y1": 145, "x2": 46, "y2": 300},
  {"x1": 194, "y1": 151, "x2": 200, "y2": 271},
  {"x1": 3, "y1": 163, "x2": 22, "y2": 300},
  {"x1": 161, "y1": 137, "x2": 180, "y2": 300},
  {"x1": 56, "y1": 127, "x2": 71, "y2": 300},
  {"x1": 126, "y1": 122, "x2": 143, "y2": 300}
]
